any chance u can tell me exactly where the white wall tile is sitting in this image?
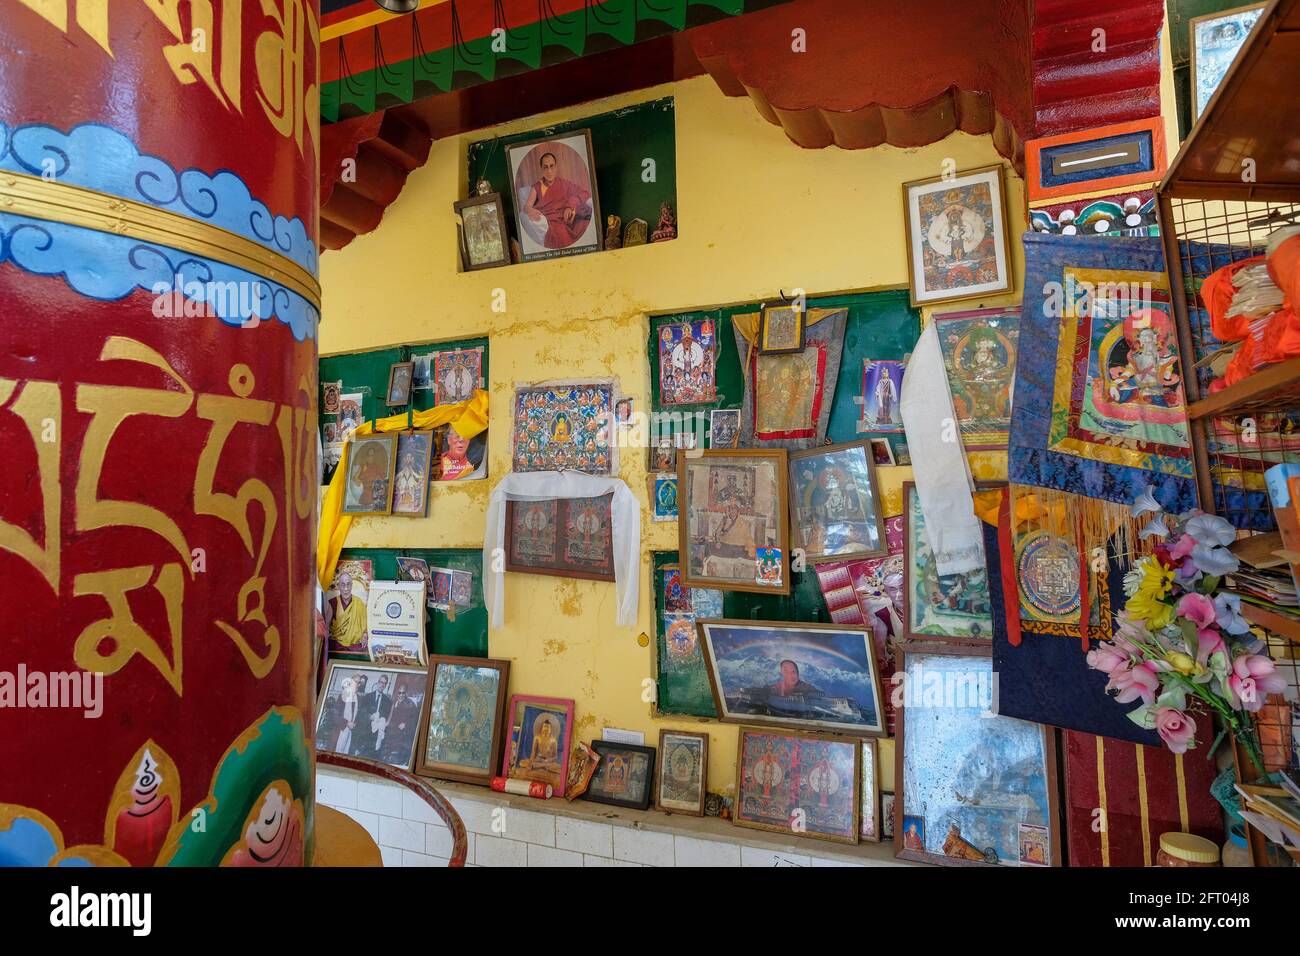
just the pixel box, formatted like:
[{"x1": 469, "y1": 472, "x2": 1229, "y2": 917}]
[
  {"x1": 584, "y1": 854, "x2": 643, "y2": 867},
  {"x1": 402, "y1": 788, "x2": 444, "y2": 825},
  {"x1": 378, "y1": 815, "x2": 426, "y2": 853},
  {"x1": 315, "y1": 771, "x2": 357, "y2": 810},
  {"x1": 674, "y1": 835, "x2": 742, "y2": 867},
  {"x1": 612, "y1": 827, "x2": 674, "y2": 867},
  {"x1": 527, "y1": 844, "x2": 584, "y2": 867},
  {"x1": 741, "y1": 846, "x2": 811, "y2": 868},
  {"x1": 402, "y1": 850, "x2": 440, "y2": 867},
  {"x1": 356, "y1": 779, "x2": 405, "y2": 818},
  {"x1": 338, "y1": 807, "x2": 379, "y2": 842},
  {"x1": 447, "y1": 796, "x2": 498, "y2": 835},
  {"x1": 426, "y1": 823, "x2": 474, "y2": 861},
  {"x1": 475, "y1": 834, "x2": 528, "y2": 867},
  {"x1": 379, "y1": 844, "x2": 402, "y2": 867},
  {"x1": 496, "y1": 807, "x2": 555, "y2": 847},
  {"x1": 556, "y1": 818, "x2": 613, "y2": 857}
]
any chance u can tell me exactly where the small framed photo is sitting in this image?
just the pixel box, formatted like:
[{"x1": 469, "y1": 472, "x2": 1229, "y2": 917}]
[
  {"x1": 758, "y1": 303, "x2": 805, "y2": 354},
  {"x1": 582, "y1": 740, "x2": 656, "y2": 811},
  {"x1": 788, "y1": 439, "x2": 887, "y2": 564},
  {"x1": 735, "y1": 727, "x2": 860, "y2": 845},
  {"x1": 341, "y1": 434, "x2": 397, "y2": 515},
  {"x1": 881, "y1": 791, "x2": 896, "y2": 840},
  {"x1": 860, "y1": 739, "x2": 880, "y2": 842},
  {"x1": 869, "y1": 438, "x2": 896, "y2": 466},
  {"x1": 414, "y1": 656, "x2": 511, "y2": 786},
  {"x1": 507, "y1": 129, "x2": 602, "y2": 262},
  {"x1": 315, "y1": 661, "x2": 427, "y2": 770},
  {"x1": 322, "y1": 381, "x2": 341, "y2": 414},
  {"x1": 454, "y1": 192, "x2": 510, "y2": 271},
  {"x1": 386, "y1": 361, "x2": 415, "y2": 407},
  {"x1": 428, "y1": 567, "x2": 453, "y2": 611},
  {"x1": 322, "y1": 420, "x2": 339, "y2": 443},
  {"x1": 502, "y1": 694, "x2": 574, "y2": 796},
  {"x1": 649, "y1": 438, "x2": 676, "y2": 473},
  {"x1": 903, "y1": 163, "x2": 1012, "y2": 306},
  {"x1": 655, "y1": 730, "x2": 708, "y2": 816},
  {"x1": 862, "y1": 359, "x2": 906, "y2": 434},
  {"x1": 650, "y1": 474, "x2": 678, "y2": 522},
  {"x1": 614, "y1": 397, "x2": 634, "y2": 427},
  {"x1": 709, "y1": 408, "x2": 741, "y2": 449},
  {"x1": 391, "y1": 430, "x2": 434, "y2": 518}
]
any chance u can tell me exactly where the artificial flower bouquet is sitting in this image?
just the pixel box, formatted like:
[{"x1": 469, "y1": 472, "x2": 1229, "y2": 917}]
[{"x1": 1087, "y1": 489, "x2": 1286, "y2": 771}]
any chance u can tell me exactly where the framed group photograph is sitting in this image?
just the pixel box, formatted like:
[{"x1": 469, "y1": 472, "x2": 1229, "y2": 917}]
[
  {"x1": 454, "y1": 192, "x2": 510, "y2": 271},
  {"x1": 315, "y1": 661, "x2": 427, "y2": 770},
  {"x1": 341, "y1": 434, "x2": 397, "y2": 516},
  {"x1": 788, "y1": 440, "x2": 886, "y2": 564},
  {"x1": 391, "y1": 431, "x2": 434, "y2": 517},
  {"x1": 678, "y1": 449, "x2": 790, "y2": 595},
  {"x1": 895, "y1": 642, "x2": 1060, "y2": 867},
  {"x1": 903, "y1": 163, "x2": 1012, "y2": 306},
  {"x1": 654, "y1": 730, "x2": 708, "y2": 816},
  {"x1": 414, "y1": 656, "x2": 511, "y2": 786},
  {"x1": 758, "y1": 303, "x2": 805, "y2": 355},
  {"x1": 502, "y1": 694, "x2": 574, "y2": 796},
  {"x1": 582, "y1": 741, "x2": 657, "y2": 811},
  {"x1": 697, "y1": 619, "x2": 886, "y2": 737},
  {"x1": 386, "y1": 361, "x2": 415, "y2": 407},
  {"x1": 734, "y1": 727, "x2": 860, "y2": 845},
  {"x1": 505, "y1": 494, "x2": 615, "y2": 582},
  {"x1": 902, "y1": 481, "x2": 994, "y2": 641},
  {"x1": 507, "y1": 129, "x2": 602, "y2": 262}
]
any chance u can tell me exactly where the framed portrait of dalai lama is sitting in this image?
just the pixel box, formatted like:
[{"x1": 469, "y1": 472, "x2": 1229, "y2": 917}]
[{"x1": 507, "y1": 129, "x2": 603, "y2": 262}]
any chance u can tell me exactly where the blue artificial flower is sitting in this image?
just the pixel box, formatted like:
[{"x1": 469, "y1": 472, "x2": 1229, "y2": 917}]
[
  {"x1": 1186, "y1": 512, "x2": 1237, "y2": 547},
  {"x1": 1214, "y1": 593, "x2": 1251, "y2": 635},
  {"x1": 1131, "y1": 485, "x2": 1162, "y2": 518},
  {"x1": 1192, "y1": 542, "x2": 1240, "y2": 576},
  {"x1": 1138, "y1": 515, "x2": 1169, "y2": 540}
]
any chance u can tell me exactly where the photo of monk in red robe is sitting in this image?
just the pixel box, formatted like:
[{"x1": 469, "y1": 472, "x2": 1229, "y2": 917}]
[
  {"x1": 509, "y1": 132, "x2": 602, "y2": 261},
  {"x1": 523, "y1": 151, "x2": 592, "y2": 248}
]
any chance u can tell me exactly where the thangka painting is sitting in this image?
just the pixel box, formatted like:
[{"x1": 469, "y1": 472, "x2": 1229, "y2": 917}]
[
  {"x1": 416, "y1": 657, "x2": 509, "y2": 786},
  {"x1": 933, "y1": 306, "x2": 1019, "y2": 450},
  {"x1": 735, "y1": 729, "x2": 860, "y2": 845},
  {"x1": 904, "y1": 164, "x2": 1012, "y2": 306},
  {"x1": 654, "y1": 564, "x2": 721, "y2": 719},
  {"x1": 658, "y1": 319, "x2": 718, "y2": 406},
  {"x1": 897, "y1": 647, "x2": 1059, "y2": 867},
  {"x1": 433, "y1": 347, "x2": 483, "y2": 406},
  {"x1": 512, "y1": 382, "x2": 615, "y2": 474},
  {"x1": 1009, "y1": 234, "x2": 1195, "y2": 512},
  {"x1": 903, "y1": 483, "x2": 992, "y2": 641},
  {"x1": 505, "y1": 495, "x2": 615, "y2": 581}
]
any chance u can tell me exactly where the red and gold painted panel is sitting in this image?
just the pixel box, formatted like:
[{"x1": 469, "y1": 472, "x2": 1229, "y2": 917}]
[{"x1": 0, "y1": 1, "x2": 320, "y2": 865}]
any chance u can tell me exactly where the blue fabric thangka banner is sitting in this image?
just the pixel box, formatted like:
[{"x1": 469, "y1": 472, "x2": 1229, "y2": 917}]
[{"x1": 1009, "y1": 232, "x2": 1196, "y2": 514}]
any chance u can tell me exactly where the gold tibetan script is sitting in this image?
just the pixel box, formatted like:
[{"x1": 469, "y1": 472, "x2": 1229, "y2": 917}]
[
  {"x1": 0, "y1": 336, "x2": 317, "y2": 695},
  {"x1": 17, "y1": 0, "x2": 320, "y2": 158}
]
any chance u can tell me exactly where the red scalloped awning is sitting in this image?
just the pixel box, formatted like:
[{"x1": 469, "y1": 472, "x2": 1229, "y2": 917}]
[{"x1": 687, "y1": 0, "x2": 1036, "y2": 168}]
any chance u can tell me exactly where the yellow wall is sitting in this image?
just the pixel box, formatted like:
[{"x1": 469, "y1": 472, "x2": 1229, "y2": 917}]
[{"x1": 319, "y1": 74, "x2": 1025, "y2": 796}]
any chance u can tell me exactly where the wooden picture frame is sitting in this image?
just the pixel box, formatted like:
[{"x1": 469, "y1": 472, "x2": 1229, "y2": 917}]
[
  {"x1": 502, "y1": 694, "x2": 574, "y2": 796},
  {"x1": 697, "y1": 618, "x2": 886, "y2": 738},
  {"x1": 649, "y1": 438, "x2": 677, "y2": 473},
  {"x1": 504, "y1": 495, "x2": 616, "y2": 582},
  {"x1": 413, "y1": 655, "x2": 511, "y2": 786},
  {"x1": 314, "y1": 661, "x2": 429, "y2": 771},
  {"x1": 506, "y1": 128, "x2": 603, "y2": 263},
  {"x1": 734, "y1": 726, "x2": 860, "y2": 845},
  {"x1": 340, "y1": 434, "x2": 397, "y2": 516},
  {"x1": 893, "y1": 640, "x2": 1061, "y2": 867},
  {"x1": 582, "y1": 740, "x2": 657, "y2": 810},
  {"x1": 654, "y1": 729, "x2": 708, "y2": 816},
  {"x1": 454, "y1": 192, "x2": 511, "y2": 271},
  {"x1": 902, "y1": 163, "x2": 1013, "y2": 307},
  {"x1": 860, "y1": 738, "x2": 881, "y2": 842},
  {"x1": 677, "y1": 448, "x2": 790, "y2": 595},
  {"x1": 788, "y1": 439, "x2": 887, "y2": 564},
  {"x1": 386, "y1": 361, "x2": 415, "y2": 407},
  {"x1": 901, "y1": 480, "x2": 998, "y2": 643},
  {"x1": 758, "y1": 303, "x2": 806, "y2": 355},
  {"x1": 391, "y1": 430, "x2": 434, "y2": 518}
]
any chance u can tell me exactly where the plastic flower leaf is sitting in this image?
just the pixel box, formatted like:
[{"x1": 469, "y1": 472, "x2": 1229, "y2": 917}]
[
  {"x1": 1191, "y1": 543, "x2": 1239, "y2": 577},
  {"x1": 1214, "y1": 593, "x2": 1250, "y2": 635},
  {"x1": 1138, "y1": 515, "x2": 1170, "y2": 540},
  {"x1": 1186, "y1": 513, "x2": 1237, "y2": 547},
  {"x1": 1131, "y1": 485, "x2": 1162, "y2": 517},
  {"x1": 1156, "y1": 685, "x2": 1188, "y2": 712},
  {"x1": 1125, "y1": 704, "x2": 1157, "y2": 730}
]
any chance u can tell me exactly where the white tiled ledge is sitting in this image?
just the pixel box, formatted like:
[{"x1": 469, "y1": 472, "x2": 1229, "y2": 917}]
[{"x1": 317, "y1": 765, "x2": 921, "y2": 868}]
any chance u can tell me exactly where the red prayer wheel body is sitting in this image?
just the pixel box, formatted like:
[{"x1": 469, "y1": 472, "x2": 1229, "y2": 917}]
[{"x1": 0, "y1": 1, "x2": 321, "y2": 865}]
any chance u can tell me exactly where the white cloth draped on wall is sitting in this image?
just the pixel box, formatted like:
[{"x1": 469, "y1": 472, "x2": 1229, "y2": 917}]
[
  {"x1": 899, "y1": 320, "x2": 984, "y2": 575},
  {"x1": 483, "y1": 471, "x2": 641, "y2": 629}
]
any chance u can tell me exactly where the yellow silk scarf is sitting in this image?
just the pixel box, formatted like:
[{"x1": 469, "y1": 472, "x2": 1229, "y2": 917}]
[{"x1": 317, "y1": 389, "x2": 490, "y2": 586}]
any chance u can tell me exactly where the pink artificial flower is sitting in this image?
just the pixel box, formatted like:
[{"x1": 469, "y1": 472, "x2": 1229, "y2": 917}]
[
  {"x1": 1170, "y1": 534, "x2": 1197, "y2": 562},
  {"x1": 1226, "y1": 654, "x2": 1288, "y2": 712},
  {"x1": 1086, "y1": 643, "x2": 1129, "y2": 674},
  {"x1": 1196, "y1": 627, "x2": 1225, "y2": 666},
  {"x1": 1109, "y1": 660, "x2": 1160, "y2": 706},
  {"x1": 1154, "y1": 707, "x2": 1197, "y2": 754},
  {"x1": 1177, "y1": 592, "x2": 1216, "y2": 629}
]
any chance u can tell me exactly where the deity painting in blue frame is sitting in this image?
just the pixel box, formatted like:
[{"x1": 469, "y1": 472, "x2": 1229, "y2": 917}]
[{"x1": 511, "y1": 382, "x2": 614, "y2": 474}]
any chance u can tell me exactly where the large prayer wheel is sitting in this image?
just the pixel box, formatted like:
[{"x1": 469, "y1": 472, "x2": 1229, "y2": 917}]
[{"x1": 0, "y1": 2, "x2": 321, "y2": 865}]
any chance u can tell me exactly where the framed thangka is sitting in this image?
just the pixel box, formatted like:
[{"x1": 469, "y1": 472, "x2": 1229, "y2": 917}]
[
  {"x1": 861, "y1": 360, "x2": 905, "y2": 434},
  {"x1": 658, "y1": 319, "x2": 717, "y2": 406},
  {"x1": 415, "y1": 656, "x2": 511, "y2": 786},
  {"x1": 506, "y1": 494, "x2": 615, "y2": 582},
  {"x1": 698, "y1": 619, "x2": 885, "y2": 737},
  {"x1": 582, "y1": 741, "x2": 656, "y2": 811},
  {"x1": 737, "y1": 308, "x2": 848, "y2": 447},
  {"x1": 788, "y1": 440, "x2": 886, "y2": 563},
  {"x1": 655, "y1": 730, "x2": 708, "y2": 816},
  {"x1": 933, "y1": 306, "x2": 1019, "y2": 450},
  {"x1": 502, "y1": 694, "x2": 574, "y2": 795},
  {"x1": 678, "y1": 450, "x2": 790, "y2": 595},
  {"x1": 903, "y1": 482, "x2": 993, "y2": 642},
  {"x1": 654, "y1": 561, "x2": 720, "y2": 719},
  {"x1": 512, "y1": 381, "x2": 615, "y2": 474},
  {"x1": 758, "y1": 303, "x2": 805, "y2": 354},
  {"x1": 735, "y1": 728, "x2": 860, "y2": 845},
  {"x1": 895, "y1": 643, "x2": 1060, "y2": 867},
  {"x1": 903, "y1": 164, "x2": 1013, "y2": 306},
  {"x1": 433, "y1": 347, "x2": 484, "y2": 407}
]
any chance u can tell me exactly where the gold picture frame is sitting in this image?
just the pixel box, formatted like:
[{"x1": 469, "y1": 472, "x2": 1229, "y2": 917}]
[{"x1": 341, "y1": 434, "x2": 398, "y2": 516}]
